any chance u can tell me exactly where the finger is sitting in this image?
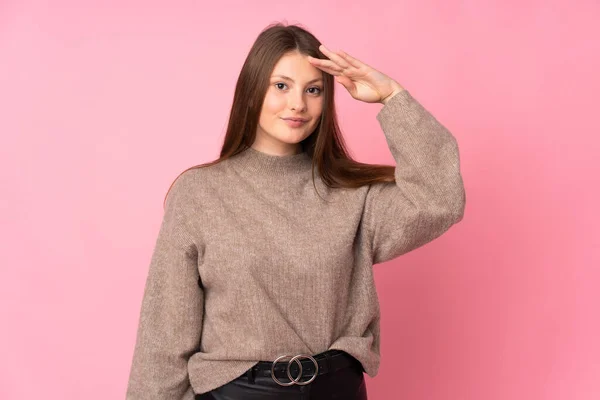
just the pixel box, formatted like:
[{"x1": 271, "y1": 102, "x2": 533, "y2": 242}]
[
  {"x1": 334, "y1": 75, "x2": 357, "y2": 98},
  {"x1": 318, "y1": 44, "x2": 352, "y2": 70},
  {"x1": 309, "y1": 57, "x2": 344, "y2": 74},
  {"x1": 335, "y1": 75, "x2": 354, "y2": 89},
  {"x1": 313, "y1": 63, "x2": 344, "y2": 77},
  {"x1": 337, "y1": 50, "x2": 367, "y2": 70}
]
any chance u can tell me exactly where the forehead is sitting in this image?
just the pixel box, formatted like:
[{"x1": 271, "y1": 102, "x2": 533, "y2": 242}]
[{"x1": 271, "y1": 52, "x2": 322, "y2": 82}]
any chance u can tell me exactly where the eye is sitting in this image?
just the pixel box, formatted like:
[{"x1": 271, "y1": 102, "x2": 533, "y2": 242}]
[{"x1": 274, "y1": 83, "x2": 323, "y2": 95}]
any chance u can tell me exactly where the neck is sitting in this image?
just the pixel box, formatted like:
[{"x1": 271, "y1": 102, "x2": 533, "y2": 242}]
[{"x1": 228, "y1": 146, "x2": 313, "y2": 178}]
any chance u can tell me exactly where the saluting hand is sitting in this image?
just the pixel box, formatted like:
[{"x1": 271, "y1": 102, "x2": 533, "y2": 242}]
[{"x1": 308, "y1": 44, "x2": 405, "y2": 105}]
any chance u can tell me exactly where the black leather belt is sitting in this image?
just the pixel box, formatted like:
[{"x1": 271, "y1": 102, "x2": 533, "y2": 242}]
[{"x1": 246, "y1": 349, "x2": 363, "y2": 386}]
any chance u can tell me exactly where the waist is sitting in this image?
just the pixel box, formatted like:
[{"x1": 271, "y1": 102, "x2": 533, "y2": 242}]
[{"x1": 251, "y1": 349, "x2": 363, "y2": 383}]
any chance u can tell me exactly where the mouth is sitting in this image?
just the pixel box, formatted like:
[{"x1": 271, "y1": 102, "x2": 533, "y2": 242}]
[
  {"x1": 281, "y1": 117, "x2": 309, "y2": 128},
  {"x1": 282, "y1": 117, "x2": 309, "y2": 122}
]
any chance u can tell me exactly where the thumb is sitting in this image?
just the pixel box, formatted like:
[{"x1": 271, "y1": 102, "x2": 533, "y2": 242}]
[
  {"x1": 334, "y1": 75, "x2": 354, "y2": 92},
  {"x1": 335, "y1": 76, "x2": 356, "y2": 98}
]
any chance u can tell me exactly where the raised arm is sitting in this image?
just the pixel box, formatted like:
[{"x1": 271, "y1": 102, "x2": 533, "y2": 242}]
[
  {"x1": 364, "y1": 89, "x2": 466, "y2": 264},
  {"x1": 308, "y1": 44, "x2": 466, "y2": 264}
]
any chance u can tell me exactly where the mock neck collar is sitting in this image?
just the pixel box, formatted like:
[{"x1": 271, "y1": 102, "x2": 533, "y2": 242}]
[{"x1": 228, "y1": 146, "x2": 313, "y2": 177}]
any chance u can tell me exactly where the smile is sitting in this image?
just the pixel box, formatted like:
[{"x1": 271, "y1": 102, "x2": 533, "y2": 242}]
[{"x1": 282, "y1": 118, "x2": 307, "y2": 128}]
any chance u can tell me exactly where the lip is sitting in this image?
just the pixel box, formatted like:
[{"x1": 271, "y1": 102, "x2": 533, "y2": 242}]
[
  {"x1": 281, "y1": 117, "x2": 308, "y2": 128},
  {"x1": 282, "y1": 117, "x2": 308, "y2": 122}
]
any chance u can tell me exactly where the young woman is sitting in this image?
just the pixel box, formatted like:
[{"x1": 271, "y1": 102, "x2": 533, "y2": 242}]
[{"x1": 126, "y1": 23, "x2": 466, "y2": 400}]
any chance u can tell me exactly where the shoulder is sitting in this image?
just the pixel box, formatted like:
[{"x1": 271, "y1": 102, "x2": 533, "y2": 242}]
[
  {"x1": 169, "y1": 168, "x2": 199, "y2": 194},
  {"x1": 166, "y1": 161, "x2": 226, "y2": 206},
  {"x1": 165, "y1": 167, "x2": 202, "y2": 210}
]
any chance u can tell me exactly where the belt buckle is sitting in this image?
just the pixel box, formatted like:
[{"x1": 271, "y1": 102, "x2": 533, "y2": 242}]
[{"x1": 270, "y1": 353, "x2": 319, "y2": 386}]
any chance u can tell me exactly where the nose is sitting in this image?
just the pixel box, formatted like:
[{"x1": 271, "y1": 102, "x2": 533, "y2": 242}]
[{"x1": 289, "y1": 89, "x2": 307, "y2": 111}]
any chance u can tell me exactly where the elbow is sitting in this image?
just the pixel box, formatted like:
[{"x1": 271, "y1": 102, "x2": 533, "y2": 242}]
[
  {"x1": 449, "y1": 184, "x2": 466, "y2": 224},
  {"x1": 434, "y1": 182, "x2": 466, "y2": 227}
]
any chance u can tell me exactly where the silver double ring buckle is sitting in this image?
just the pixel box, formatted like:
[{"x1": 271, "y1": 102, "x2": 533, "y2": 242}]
[{"x1": 270, "y1": 354, "x2": 319, "y2": 386}]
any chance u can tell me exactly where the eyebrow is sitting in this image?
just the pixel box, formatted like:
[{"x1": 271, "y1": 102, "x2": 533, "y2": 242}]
[{"x1": 272, "y1": 75, "x2": 323, "y2": 84}]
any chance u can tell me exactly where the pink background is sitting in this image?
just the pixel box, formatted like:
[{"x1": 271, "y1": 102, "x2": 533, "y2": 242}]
[{"x1": 1, "y1": 1, "x2": 598, "y2": 399}]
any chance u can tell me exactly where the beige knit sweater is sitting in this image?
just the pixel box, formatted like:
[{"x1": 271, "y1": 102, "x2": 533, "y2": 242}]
[{"x1": 125, "y1": 89, "x2": 466, "y2": 398}]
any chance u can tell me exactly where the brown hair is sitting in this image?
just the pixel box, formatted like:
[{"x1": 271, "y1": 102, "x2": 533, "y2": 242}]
[{"x1": 163, "y1": 22, "x2": 395, "y2": 209}]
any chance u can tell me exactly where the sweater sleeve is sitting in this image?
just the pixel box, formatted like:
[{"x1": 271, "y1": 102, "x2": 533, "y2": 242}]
[
  {"x1": 126, "y1": 172, "x2": 204, "y2": 400},
  {"x1": 364, "y1": 89, "x2": 466, "y2": 264}
]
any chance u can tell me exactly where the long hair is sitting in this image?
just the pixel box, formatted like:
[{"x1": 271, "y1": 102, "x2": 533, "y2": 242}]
[{"x1": 163, "y1": 22, "x2": 395, "y2": 209}]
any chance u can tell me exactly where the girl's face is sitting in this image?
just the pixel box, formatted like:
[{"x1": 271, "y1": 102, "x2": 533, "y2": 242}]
[{"x1": 254, "y1": 51, "x2": 324, "y2": 155}]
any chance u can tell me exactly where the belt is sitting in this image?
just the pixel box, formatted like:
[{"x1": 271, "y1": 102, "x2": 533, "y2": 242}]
[{"x1": 247, "y1": 349, "x2": 362, "y2": 386}]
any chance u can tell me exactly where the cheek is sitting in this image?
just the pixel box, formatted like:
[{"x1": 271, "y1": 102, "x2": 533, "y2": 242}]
[
  {"x1": 262, "y1": 91, "x2": 286, "y2": 116},
  {"x1": 310, "y1": 98, "x2": 324, "y2": 117}
]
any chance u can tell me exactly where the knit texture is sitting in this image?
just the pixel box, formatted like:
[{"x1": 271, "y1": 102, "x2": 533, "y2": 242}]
[{"x1": 126, "y1": 89, "x2": 466, "y2": 398}]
